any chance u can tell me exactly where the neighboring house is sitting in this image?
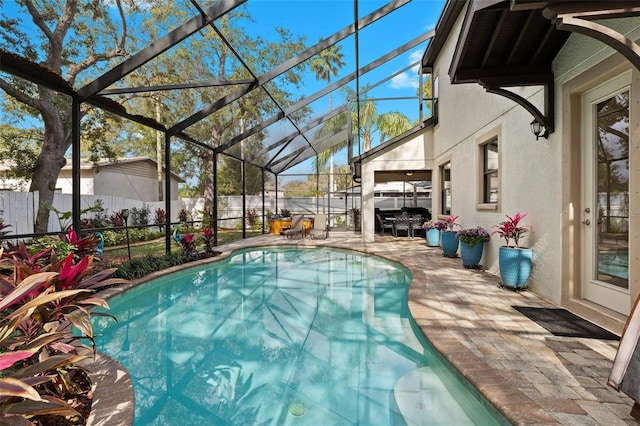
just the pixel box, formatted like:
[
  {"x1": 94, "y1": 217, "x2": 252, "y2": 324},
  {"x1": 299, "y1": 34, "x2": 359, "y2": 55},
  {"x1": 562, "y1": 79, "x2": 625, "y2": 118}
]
[
  {"x1": 264, "y1": 186, "x2": 285, "y2": 199},
  {"x1": 0, "y1": 157, "x2": 184, "y2": 202},
  {"x1": 358, "y1": 1, "x2": 639, "y2": 334}
]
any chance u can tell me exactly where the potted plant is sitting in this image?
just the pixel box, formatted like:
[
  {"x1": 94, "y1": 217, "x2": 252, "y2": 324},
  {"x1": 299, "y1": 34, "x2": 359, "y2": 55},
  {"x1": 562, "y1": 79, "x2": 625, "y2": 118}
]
[
  {"x1": 456, "y1": 226, "x2": 490, "y2": 268},
  {"x1": 492, "y1": 212, "x2": 532, "y2": 289},
  {"x1": 422, "y1": 219, "x2": 446, "y2": 247},
  {"x1": 440, "y1": 215, "x2": 460, "y2": 257}
]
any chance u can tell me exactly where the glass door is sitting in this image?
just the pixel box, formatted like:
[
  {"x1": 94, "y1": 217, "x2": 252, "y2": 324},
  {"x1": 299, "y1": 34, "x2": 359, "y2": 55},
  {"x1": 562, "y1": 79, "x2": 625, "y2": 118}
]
[{"x1": 581, "y1": 72, "x2": 630, "y2": 315}]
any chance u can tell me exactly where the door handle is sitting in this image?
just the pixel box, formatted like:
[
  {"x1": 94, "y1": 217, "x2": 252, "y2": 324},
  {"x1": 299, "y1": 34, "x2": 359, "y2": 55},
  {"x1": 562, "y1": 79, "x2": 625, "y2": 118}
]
[{"x1": 581, "y1": 219, "x2": 591, "y2": 225}]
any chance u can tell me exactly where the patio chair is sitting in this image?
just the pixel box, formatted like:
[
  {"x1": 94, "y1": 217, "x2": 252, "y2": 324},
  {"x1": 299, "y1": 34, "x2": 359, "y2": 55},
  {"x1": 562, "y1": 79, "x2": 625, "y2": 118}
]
[
  {"x1": 283, "y1": 214, "x2": 305, "y2": 239},
  {"x1": 310, "y1": 213, "x2": 328, "y2": 239},
  {"x1": 376, "y1": 213, "x2": 395, "y2": 236},
  {"x1": 394, "y1": 214, "x2": 412, "y2": 237},
  {"x1": 410, "y1": 214, "x2": 423, "y2": 237}
]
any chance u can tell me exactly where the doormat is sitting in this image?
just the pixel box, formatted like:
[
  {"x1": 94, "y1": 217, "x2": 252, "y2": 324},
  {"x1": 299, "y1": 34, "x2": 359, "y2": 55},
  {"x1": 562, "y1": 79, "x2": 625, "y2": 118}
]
[{"x1": 512, "y1": 306, "x2": 620, "y2": 340}]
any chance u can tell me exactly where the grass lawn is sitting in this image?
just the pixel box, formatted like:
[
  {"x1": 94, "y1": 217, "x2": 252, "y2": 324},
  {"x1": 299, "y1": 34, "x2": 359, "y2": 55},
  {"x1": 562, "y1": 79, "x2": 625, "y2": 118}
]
[{"x1": 103, "y1": 230, "x2": 264, "y2": 258}]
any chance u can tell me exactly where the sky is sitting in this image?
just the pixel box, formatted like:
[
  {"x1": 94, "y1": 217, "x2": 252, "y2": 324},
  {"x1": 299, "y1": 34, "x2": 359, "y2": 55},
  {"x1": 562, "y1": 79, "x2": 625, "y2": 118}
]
[
  {"x1": 1, "y1": 0, "x2": 447, "y2": 176},
  {"x1": 236, "y1": 0, "x2": 446, "y2": 174}
]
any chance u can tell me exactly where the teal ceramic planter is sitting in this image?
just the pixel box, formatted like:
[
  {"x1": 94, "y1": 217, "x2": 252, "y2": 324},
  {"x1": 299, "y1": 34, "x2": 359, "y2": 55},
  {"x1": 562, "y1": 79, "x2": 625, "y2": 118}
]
[
  {"x1": 425, "y1": 228, "x2": 441, "y2": 247},
  {"x1": 460, "y1": 242, "x2": 484, "y2": 268},
  {"x1": 441, "y1": 231, "x2": 459, "y2": 257},
  {"x1": 499, "y1": 246, "x2": 533, "y2": 289}
]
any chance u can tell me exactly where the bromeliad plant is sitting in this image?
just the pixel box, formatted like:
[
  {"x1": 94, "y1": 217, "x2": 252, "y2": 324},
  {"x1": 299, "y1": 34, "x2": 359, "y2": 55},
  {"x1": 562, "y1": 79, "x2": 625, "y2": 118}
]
[
  {"x1": 442, "y1": 214, "x2": 460, "y2": 231},
  {"x1": 456, "y1": 227, "x2": 490, "y2": 247},
  {"x1": 0, "y1": 228, "x2": 126, "y2": 423},
  {"x1": 493, "y1": 212, "x2": 529, "y2": 248}
]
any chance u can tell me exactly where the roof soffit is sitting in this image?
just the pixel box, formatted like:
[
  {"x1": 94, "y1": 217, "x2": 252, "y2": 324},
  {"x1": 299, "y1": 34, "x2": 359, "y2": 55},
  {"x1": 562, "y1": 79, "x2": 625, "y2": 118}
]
[{"x1": 444, "y1": 0, "x2": 640, "y2": 136}]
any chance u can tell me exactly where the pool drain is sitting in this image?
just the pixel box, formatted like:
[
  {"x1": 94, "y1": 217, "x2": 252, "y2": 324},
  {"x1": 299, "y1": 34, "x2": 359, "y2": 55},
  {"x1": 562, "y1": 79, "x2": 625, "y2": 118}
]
[{"x1": 288, "y1": 401, "x2": 307, "y2": 416}]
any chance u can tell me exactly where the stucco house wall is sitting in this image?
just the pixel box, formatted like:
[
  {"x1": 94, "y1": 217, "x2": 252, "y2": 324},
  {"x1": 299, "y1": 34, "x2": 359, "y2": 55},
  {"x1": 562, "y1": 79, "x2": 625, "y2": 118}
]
[
  {"x1": 426, "y1": 6, "x2": 564, "y2": 304},
  {"x1": 362, "y1": 128, "x2": 435, "y2": 240},
  {"x1": 359, "y1": 3, "x2": 639, "y2": 332}
]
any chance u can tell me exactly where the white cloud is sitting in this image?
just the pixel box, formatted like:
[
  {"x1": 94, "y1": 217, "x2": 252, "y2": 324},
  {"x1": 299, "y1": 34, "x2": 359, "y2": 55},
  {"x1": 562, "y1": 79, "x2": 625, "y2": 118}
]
[
  {"x1": 389, "y1": 49, "x2": 423, "y2": 89},
  {"x1": 409, "y1": 50, "x2": 423, "y2": 64},
  {"x1": 390, "y1": 72, "x2": 418, "y2": 89}
]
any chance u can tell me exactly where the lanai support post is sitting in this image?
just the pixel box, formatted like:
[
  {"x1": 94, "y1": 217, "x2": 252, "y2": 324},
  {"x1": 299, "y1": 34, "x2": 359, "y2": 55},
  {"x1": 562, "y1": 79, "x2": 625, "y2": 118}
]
[
  {"x1": 71, "y1": 96, "x2": 81, "y2": 234},
  {"x1": 275, "y1": 175, "x2": 279, "y2": 219},
  {"x1": 261, "y1": 168, "x2": 266, "y2": 234},
  {"x1": 213, "y1": 152, "x2": 218, "y2": 247},
  {"x1": 165, "y1": 132, "x2": 172, "y2": 254},
  {"x1": 242, "y1": 159, "x2": 246, "y2": 240}
]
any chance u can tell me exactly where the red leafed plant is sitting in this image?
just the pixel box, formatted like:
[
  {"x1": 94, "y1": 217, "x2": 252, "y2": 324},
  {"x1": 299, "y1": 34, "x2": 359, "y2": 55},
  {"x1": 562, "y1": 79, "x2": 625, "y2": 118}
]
[
  {"x1": 0, "y1": 228, "x2": 127, "y2": 424},
  {"x1": 202, "y1": 228, "x2": 214, "y2": 253},
  {"x1": 109, "y1": 211, "x2": 125, "y2": 227},
  {"x1": 179, "y1": 233, "x2": 196, "y2": 257},
  {"x1": 154, "y1": 208, "x2": 167, "y2": 231},
  {"x1": 492, "y1": 212, "x2": 529, "y2": 248}
]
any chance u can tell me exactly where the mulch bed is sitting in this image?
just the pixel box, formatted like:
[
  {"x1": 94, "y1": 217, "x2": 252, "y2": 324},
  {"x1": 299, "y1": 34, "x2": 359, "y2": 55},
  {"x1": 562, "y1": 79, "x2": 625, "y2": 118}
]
[{"x1": 31, "y1": 370, "x2": 92, "y2": 425}]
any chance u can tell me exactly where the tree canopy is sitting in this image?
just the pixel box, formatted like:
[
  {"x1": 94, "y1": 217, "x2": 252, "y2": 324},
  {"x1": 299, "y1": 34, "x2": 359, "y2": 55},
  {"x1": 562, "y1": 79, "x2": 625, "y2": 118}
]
[{"x1": 0, "y1": 1, "x2": 309, "y2": 231}]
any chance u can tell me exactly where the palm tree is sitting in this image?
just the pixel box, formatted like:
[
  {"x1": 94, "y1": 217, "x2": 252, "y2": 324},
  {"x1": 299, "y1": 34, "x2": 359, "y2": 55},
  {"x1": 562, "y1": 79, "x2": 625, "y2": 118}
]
[
  {"x1": 313, "y1": 87, "x2": 413, "y2": 175},
  {"x1": 311, "y1": 41, "x2": 346, "y2": 192},
  {"x1": 353, "y1": 95, "x2": 412, "y2": 153},
  {"x1": 311, "y1": 41, "x2": 346, "y2": 111}
]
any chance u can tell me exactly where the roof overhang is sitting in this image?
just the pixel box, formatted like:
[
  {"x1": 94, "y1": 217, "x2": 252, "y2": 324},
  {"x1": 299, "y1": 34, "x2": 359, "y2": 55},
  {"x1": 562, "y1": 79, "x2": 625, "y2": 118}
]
[{"x1": 432, "y1": 0, "x2": 640, "y2": 137}]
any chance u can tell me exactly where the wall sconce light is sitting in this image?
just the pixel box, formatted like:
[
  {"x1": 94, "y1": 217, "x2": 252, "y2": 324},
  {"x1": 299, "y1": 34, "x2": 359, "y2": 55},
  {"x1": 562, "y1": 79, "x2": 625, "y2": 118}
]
[
  {"x1": 351, "y1": 162, "x2": 361, "y2": 181},
  {"x1": 530, "y1": 120, "x2": 548, "y2": 140}
]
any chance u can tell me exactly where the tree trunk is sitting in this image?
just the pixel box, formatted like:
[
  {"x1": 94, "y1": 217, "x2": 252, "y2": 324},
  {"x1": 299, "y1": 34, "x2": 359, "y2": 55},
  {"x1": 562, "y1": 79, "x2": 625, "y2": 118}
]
[
  {"x1": 155, "y1": 98, "x2": 163, "y2": 201},
  {"x1": 203, "y1": 151, "x2": 215, "y2": 207},
  {"x1": 29, "y1": 111, "x2": 70, "y2": 233}
]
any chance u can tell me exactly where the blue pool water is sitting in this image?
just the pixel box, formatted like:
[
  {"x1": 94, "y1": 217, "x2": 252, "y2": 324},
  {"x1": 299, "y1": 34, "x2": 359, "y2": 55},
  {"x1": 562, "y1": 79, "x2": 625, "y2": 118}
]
[
  {"x1": 598, "y1": 251, "x2": 629, "y2": 280},
  {"x1": 92, "y1": 247, "x2": 506, "y2": 425}
]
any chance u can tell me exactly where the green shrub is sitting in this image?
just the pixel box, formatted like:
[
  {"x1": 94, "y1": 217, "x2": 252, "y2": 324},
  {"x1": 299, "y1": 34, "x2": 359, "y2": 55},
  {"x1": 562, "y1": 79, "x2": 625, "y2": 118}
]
[
  {"x1": 25, "y1": 235, "x2": 74, "y2": 258},
  {"x1": 100, "y1": 228, "x2": 163, "y2": 247},
  {"x1": 113, "y1": 253, "x2": 184, "y2": 280},
  {"x1": 131, "y1": 204, "x2": 151, "y2": 226},
  {"x1": 101, "y1": 230, "x2": 123, "y2": 246}
]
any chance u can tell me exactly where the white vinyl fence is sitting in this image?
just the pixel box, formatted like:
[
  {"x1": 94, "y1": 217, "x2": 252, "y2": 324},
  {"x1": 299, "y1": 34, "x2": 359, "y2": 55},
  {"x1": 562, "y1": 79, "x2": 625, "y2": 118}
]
[
  {"x1": 1, "y1": 190, "x2": 433, "y2": 236},
  {"x1": 0, "y1": 190, "x2": 365, "y2": 236},
  {"x1": 0, "y1": 190, "x2": 184, "y2": 235}
]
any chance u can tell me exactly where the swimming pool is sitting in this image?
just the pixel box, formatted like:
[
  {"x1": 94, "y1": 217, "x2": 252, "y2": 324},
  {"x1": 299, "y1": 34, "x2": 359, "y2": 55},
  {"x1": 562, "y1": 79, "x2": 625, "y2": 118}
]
[
  {"x1": 92, "y1": 246, "x2": 507, "y2": 425},
  {"x1": 598, "y1": 250, "x2": 629, "y2": 280}
]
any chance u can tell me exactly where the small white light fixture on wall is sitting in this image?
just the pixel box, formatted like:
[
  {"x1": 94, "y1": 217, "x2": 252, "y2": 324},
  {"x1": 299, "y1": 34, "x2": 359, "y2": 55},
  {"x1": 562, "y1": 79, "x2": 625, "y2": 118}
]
[{"x1": 530, "y1": 119, "x2": 549, "y2": 140}]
